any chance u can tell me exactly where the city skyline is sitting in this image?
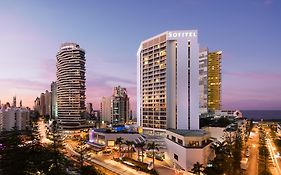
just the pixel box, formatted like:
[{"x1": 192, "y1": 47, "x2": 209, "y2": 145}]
[{"x1": 1, "y1": 0, "x2": 281, "y2": 110}]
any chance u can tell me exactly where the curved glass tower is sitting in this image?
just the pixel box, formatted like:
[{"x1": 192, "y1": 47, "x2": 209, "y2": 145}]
[{"x1": 56, "y1": 43, "x2": 86, "y2": 129}]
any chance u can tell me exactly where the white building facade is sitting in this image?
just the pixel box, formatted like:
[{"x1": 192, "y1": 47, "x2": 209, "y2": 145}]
[
  {"x1": 100, "y1": 86, "x2": 130, "y2": 125},
  {"x1": 165, "y1": 129, "x2": 214, "y2": 171},
  {"x1": 137, "y1": 30, "x2": 199, "y2": 134},
  {"x1": 51, "y1": 81, "x2": 58, "y2": 119},
  {"x1": 0, "y1": 106, "x2": 30, "y2": 132},
  {"x1": 199, "y1": 48, "x2": 208, "y2": 114}
]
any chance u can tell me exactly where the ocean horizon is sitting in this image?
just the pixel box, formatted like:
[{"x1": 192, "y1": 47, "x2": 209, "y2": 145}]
[{"x1": 241, "y1": 110, "x2": 281, "y2": 121}]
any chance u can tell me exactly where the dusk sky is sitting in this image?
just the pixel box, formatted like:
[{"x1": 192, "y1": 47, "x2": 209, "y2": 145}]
[{"x1": 0, "y1": 0, "x2": 281, "y2": 110}]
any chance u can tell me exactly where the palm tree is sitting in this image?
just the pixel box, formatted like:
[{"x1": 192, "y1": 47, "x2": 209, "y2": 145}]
[
  {"x1": 147, "y1": 142, "x2": 159, "y2": 168},
  {"x1": 115, "y1": 137, "x2": 124, "y2": 158},
  {"x1": 211, "y1": 141, "x2": 226, "y2": 159},
  {"x1": 125, "y1": 140, "x2": 134, "y2": 158},
  {"x1": 190, "y1": 162, "x2": 204, "y2": 175},
  {"x1": 208, "y1": 141, "x2": 227, "y2": 173},
  {"x1": 134, "y1": 142, "x2": 146, "y2": 162}
]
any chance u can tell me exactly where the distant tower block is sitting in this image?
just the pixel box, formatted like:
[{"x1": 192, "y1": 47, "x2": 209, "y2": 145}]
[{"x1": 13, "y1": 96, "x2": 16, "y2": 107}]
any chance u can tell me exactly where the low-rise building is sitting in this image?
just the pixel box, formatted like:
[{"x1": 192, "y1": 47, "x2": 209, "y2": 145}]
[
  {"x1": 0, "y1": 105, "x2": 30, "y2": 132},
  {"x1": 203, "y1": 118, "x2": 248, "y2": 144},
  {"x1": 203, "y1": 127, "x2": 225, "y2": 142},
  {"x1": 88, "y1": 127, "x2": 144, "y2": 147},
  {"x1": 214, "y1": 110, "x2": 243, "y2": 120},
  {"x1": 165, "y1": 129, "x2": 214, "y2": 171}
]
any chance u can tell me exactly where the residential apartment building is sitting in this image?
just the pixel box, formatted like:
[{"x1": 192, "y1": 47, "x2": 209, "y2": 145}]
[
  {"x1": 199, "y1": 48, "x2": 208, "y2": 114},
  {"x1": 100, "y1": 86, "x2": 130, "y2": 124},
  {"x1": 0, "y1": 104, "x2": 30, "y2": 132},
  {"x1": 208, "y1": 51, "x2": 222, "y2": 111},
  {"x1": 51, "y1": 81, "x2": 58, "y2": 119},
  {"x1": 45, "y1": 90, "x2": 51, "y2": 116},
  {"x1": 199, "y1": 49, "x2": 222, "y2": 112},
  {"x1": 56, "y1": 43, "x2": 86, "y2": 129}
]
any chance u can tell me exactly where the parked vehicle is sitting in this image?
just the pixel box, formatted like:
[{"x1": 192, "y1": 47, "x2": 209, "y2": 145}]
[
  {"x1": 245, "y1": 148, "x2": 250, "y2": 157},
  {"x1": 241, "y1": 158, "x2": 248, "y2": 170}
]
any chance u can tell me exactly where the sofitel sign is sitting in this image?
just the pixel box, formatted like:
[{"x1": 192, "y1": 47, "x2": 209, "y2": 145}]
[{"x1": 168, "y1": 31, "x2": 197, "y2": 38}]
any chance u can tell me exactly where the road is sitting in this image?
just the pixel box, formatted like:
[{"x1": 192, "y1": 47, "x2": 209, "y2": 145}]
[
  {"x1": 245, "y1": 125, "x2": 259, "y2": 175},
  {"x1": 38, "y1": 118, "x2": 52, "y2": 144},
  {"x1": 265, "y1": 127, "x2": 281, "y2": 175},
  {"x1": 64, "y1": 139, "x2": 149, "y2": 175},
  {"x1": 63, "y1": 137, "x2": 190, "y2": 175}
]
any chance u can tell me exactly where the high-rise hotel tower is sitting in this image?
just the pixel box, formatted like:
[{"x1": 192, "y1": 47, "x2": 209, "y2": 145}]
[
  {"x1": 137, "y1": 30, "x2": 199, "y2": 135},
  {"x1": 56, "y1": 43, "x2": 86, "y2": 129},
  {"x1": 207, "y1": 51, "x2": 222, "y2": 111},
  {"x1": 199, "y1": 49, "x2": 222, "y2": 112}
]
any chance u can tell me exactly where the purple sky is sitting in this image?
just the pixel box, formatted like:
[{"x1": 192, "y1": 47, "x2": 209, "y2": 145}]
[{"x1": 0, "y1": 0, "x2": 281, "y2": 110}]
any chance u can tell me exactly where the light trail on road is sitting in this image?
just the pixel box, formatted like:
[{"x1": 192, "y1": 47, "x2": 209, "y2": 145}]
[
  {"x1": 38, "y1": 118, "x2": 52, "y2": 144},
  {"x1": 267, "y1": 137, "x2": 281, "y2": 175}
]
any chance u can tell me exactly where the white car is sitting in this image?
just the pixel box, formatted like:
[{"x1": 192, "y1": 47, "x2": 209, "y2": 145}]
[{"x1": 245, "y1": 148, "x2": 250, "y2": 157}]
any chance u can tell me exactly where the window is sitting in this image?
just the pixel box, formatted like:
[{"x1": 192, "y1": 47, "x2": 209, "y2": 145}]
[
  {"x1": 172, "y1": 136, "x2": 176, "y2": 142},
  {"x1": 174, "y1": 154, "x2": 178, "y2": 161},
  {"x1": 178, "y1": 139, "x2": 183, "y2": 145}
]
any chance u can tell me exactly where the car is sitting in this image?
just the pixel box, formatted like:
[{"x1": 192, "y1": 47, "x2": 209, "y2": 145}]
[
  {"x1": 146, "y1": 152, "x2": 153, "y2": 158},
  {"x1": 245, "y1": 150, "x2": 250, "y2": 157},
  {"x1": 155, "y1": 155, "x2": 164, "y2": 161}
]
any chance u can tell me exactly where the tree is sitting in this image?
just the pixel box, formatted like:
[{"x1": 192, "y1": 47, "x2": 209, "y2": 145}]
[
  {"x1": 81, "y1": 166, "x2": 104, "y2": 175},
  {"x1": 47, "y1": 120, "x2": 68, "y2": 173},
  {"x1": 0, "y1": 129, "x2": 26, "y2": 174},
  {"x1": 203, "y1": 159, "x2": 223, "y2": 175},
  {"x1": 147, "y1": 142, "x2": 159, "y2": 168},
  {"x1": 190, "y1": 162, "x2": 204, "y2": 175},
  {"x1": 134, "y1": 142, "x2": 146, "y2": 162},
  {"x1": 76, "y1": 135, "x2": 88, "y2": 173},
  {"x1": 210, "y1": 141, "x2": 232, "y2": 175},
  {"x1": 217, "y1": 117, "x2": 231, "y2": 127},
  {"x1": 125, "y1": 140, "x2": 134, "y2": 158},
  {"x1": 115, "y1": 137, "x2": 124, "y2": 158},
  {"x1": 0, "y1": 126, "x2": 69, "y2": 175},
  {"x1": 232, "y1": 129, "x2": 242, "y2": 174}
]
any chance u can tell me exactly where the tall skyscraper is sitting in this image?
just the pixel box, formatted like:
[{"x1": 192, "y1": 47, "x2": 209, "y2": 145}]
[
  {"x1": 51, "y1": 81, "x2": 58, "y2": 119},
  {"x1": 12, "y1": 96, "x2": 16, "y2": 108},
  {"x1": 45, "y1": 90, "x2": 51, "y2": 116},
  {"x1": 100, "y1": 86, "x2": 130, "y2": 124},
  {"x1": 100, "y1": 97, "x2": 111, "y2": 123},
  {"x1": 86, "y1": 103, "x2": 93, "y2": 114},
  {"x1": 19, "y1": 100, "x2": 22, "y2": 108},
  {"x1": 112, "y1": 86, "x2": 130, "y2": 124},
  {"x1": 56, "y1": 43, "x2": 86, "y2": 129},
  {"x1": 199, "y1": 48, "x2": 208, "y2": 114},
  {"x1": 40, "y1": 93, "x2": 46, "y2": 116},
  {"x1": 207, "y1": 51, "x2": 222, "y2": 111},
  {"x1": 137, "y1": 30, "x2": 199, "y2": 135},
  {"x1": 34, "y1": 97, "x2": 40, "y2": 112},
  {"x1": 199, "y1": 49, "x2": 222, "y2": 112}
]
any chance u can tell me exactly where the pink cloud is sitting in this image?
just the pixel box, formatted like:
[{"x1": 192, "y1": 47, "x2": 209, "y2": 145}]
[
  {"x1": 0, "y1": 78, "x2": 50, "y2": 107},
  {"x1": 222, "y1": 71, "x2": 281, "y2": 110},
  {"x1": 224, "y1": 71, "x2": 281, "y2": 81}
]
